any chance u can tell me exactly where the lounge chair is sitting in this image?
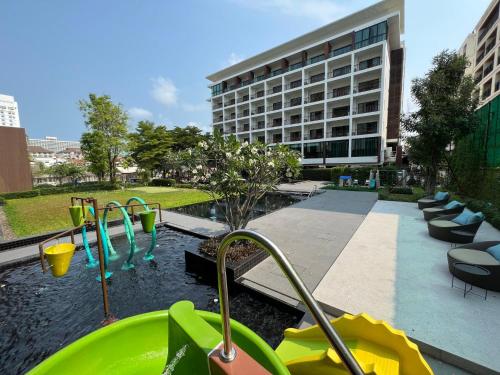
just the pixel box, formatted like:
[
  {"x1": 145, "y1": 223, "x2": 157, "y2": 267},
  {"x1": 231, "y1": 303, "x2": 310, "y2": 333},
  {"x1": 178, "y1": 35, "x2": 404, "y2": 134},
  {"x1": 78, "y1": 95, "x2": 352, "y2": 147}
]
[
  {"x1": 422, "y1": 200, "x2": 465, "y2": 221},
  {"x1": 417, "y1": 191, "x2": 450, "y2": 210},
  {"x1": 447, "y1": 241, "x2": 500, "y2": 292},
  {"x1": 427, "y1": 211, "x2": 485, "y2": 243}
]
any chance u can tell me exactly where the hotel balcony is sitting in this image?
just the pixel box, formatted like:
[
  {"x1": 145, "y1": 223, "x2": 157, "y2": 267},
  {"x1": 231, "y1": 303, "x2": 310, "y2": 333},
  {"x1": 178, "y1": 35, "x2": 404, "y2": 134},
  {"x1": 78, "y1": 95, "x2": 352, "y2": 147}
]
[
  {"x1": 285, "y1": 132, "x2": 302, "y2": 142},
  {"x1": 327, "y1": 86, "x2": 350, "y2": 99},
  {"x1": 331, "y1": 125, "x2": 349, "y2": 137},
  {"x1": 271, "y1": 118, "x2": 283, "y2": 127},
  {"x1": 251, "y1": 90, "x2": 265, "y2": 100},
  {"x1": 329, "y1": 106, "x2": 350, "y2": 118},
  {"x1": 304, "y1": 129, "x2": 324, "y2": 140},
  {"x1": 267, "y1": 85, "x2": 282, "y2": 95},
  {"x1": 252, "y1": 121, "x2": 266, "y2": 130},
  {"x1": 285, "y1": 79, "x2": 302, "y2": 91},
  {"x1": 213, "y1": 102, "x2": 223, "y2": 110},
  {"x1": 353, "y1": 100, "x2": 379, "y2": 115},
  {"x1": 328, "y1": 65, "x2": 351, "y2": 79},
  {"x1": 304, "y1": 92, "x2": 325, "y2": 104},
  {"x1": 224, "y1": 99, "x2": 236, "y2": 107},
  {"x1": 304, "y1": 73, "x2": 325, "y2": 85},
  {"x1": 284, "y1": 115, "x2": 302, "y2": 125},
  {"x1": 304, "y1": 111, "x2": 324, "y2": 122},
  {"x1": 354, "y1": 78, "x2": 380, "y2": 93},
  {"x1": 284, "y1": 97, "x2": 302, "y2": 108},
  {"x1": 354, "y1": 56, "x2": 381, "y2": 72}
]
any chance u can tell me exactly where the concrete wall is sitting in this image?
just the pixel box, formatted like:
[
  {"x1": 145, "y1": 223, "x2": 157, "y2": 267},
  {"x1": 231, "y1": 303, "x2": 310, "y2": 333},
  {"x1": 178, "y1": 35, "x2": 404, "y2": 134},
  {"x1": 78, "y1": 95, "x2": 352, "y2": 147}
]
[{"x1": 0, "y1": 127, "x2": 33, "y2": 193}]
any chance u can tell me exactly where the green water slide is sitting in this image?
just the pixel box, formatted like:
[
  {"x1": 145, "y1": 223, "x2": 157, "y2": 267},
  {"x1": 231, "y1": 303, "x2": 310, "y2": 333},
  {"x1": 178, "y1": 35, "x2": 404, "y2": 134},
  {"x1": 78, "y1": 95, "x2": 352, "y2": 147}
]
[
  {"x1": 27, "y1": 301, "x2": 289, "y2": 375},
  {"x1": 126, "y1": 197, "x2": 157, "y2": 261},
  {"x1": 103, "y1": 201, "x2": 137, "y2": 270}
]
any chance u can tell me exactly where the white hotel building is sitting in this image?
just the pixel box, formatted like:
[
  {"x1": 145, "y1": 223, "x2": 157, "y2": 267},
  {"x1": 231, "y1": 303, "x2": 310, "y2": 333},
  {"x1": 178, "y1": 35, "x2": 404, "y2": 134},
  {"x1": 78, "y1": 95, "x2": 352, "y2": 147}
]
[
  {"x1": 0, "y1": 94, "x2": 21, "y2": 128},
  {"x1": 207, "y1": 0, "x2": 404, "y2": 166}
]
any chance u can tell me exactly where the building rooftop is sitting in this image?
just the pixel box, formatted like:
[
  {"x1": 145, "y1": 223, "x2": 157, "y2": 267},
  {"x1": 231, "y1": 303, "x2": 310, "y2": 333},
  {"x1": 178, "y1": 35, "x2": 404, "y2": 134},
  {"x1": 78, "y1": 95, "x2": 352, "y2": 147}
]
[
  {"x1": 27, "y1": 146, "x2": 53, "y2": 154},
  {"x1": 206, "y1": 0, "x2": 404, "y2": 83}
]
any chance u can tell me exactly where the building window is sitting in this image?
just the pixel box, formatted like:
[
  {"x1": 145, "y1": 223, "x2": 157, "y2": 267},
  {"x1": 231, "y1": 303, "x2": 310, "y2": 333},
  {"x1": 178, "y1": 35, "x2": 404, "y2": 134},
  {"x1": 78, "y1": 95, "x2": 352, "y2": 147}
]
[
  {"x1": 211, "y1": 83, "x2": 222, "y2": 96},
  {"x1": 355, "y1": 122, "x2": 378, "y2": 135},
  {"x1": 351, "y1": 137, "x2": 379, "y2": 157},
  {"x1": 287, "y1": 143, "x2": 302, "y2": 153},
  {"x1": 304, "y1": 142, "x2": 323, "y2": 159},
  {"x1": 354, "y1": 21, "x2": 387, "y2": 49},
  {"x1": 325, "y1": 140, "x2": 349, "y2": 157}
]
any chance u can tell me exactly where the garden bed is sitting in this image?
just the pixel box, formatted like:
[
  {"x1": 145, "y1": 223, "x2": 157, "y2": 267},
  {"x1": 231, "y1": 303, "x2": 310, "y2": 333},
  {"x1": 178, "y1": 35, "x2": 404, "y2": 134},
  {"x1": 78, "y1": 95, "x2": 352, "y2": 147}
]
[{"x1": 185, "y1": 235, "x2": 269, "y2": 282}]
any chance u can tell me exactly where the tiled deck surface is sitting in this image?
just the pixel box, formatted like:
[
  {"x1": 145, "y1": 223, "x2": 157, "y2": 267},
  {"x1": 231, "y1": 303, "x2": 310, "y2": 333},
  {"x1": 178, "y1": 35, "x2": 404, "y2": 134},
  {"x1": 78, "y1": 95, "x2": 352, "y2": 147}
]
[
  {"x1": 313, "y1": 201, "x2": 500, "y2": 374},
  {"x1": 240, "y1": 190, "x2": 378, "y2": 306}
]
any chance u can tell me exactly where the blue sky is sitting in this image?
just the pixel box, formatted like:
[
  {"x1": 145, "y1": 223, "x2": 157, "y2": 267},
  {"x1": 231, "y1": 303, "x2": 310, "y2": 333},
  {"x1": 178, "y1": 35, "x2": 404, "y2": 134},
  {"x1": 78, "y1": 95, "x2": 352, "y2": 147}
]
[{"x1": 0, "y1": 0, "x2": 491, "y2": 140}]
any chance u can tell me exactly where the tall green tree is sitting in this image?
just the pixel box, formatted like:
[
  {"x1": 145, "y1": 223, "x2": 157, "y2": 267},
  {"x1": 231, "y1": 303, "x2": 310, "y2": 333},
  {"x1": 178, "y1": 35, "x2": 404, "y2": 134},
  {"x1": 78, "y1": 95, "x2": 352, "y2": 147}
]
[
  {"x1": 129, "y1": 121, "x2": 173, "y2": 178},
  {"x1": 169, "y1": 125, "x2": 207, "y2": 151},
  {"x1": 79, "y1": 94, "x2": 129, "y2": 183},
  {"x1": 81, "y1": 131, "x2": 107, "y2": 181},
  {"x1": 49, "y1": 162, "x2": 86, "y2": 185},
  {"x1": 401, "y1": 50, "x2": 478, "y2": 194}
]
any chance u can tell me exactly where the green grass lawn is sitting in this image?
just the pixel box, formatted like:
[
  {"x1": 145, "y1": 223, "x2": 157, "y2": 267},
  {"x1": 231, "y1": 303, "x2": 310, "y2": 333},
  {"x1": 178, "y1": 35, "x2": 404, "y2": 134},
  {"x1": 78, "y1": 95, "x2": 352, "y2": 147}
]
[{"x1": 3, "y1": 187, "x2": 212, "y2": 238}]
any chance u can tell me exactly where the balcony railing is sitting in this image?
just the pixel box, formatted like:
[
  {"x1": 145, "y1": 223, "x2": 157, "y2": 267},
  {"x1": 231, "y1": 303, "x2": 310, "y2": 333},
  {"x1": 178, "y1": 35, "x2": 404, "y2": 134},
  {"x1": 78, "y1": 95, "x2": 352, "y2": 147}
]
[
  {"x1": 272, "y1": 102, "x2": 283, "y2": 111},
  {"x1": 286, "y1": 80, "x2": 302, "y2": 90},
  {"x1": 307, "y1": 54, "x2": 325, "y2": 65},
  {"x1": 330, "y1": 45, "x2": 352, "y2": 57},
  {"x1": 251, "y1": 91, "x2": 265, "y2": 100},
  {"x1": 240, "y1": 125, "x2": 250, "y2": 132},
  {"x1": 304, "y1": 73, "x2": 325, "y2": 85},
  {"x1": 224, "y1": 100, "x2": 236, "y2": 107},
  {"x1": 305, "y1": 93, "x2": 325, "y2": 104},
  {"x1": 331, "y1": 127, "x2": 349, "y2": 137},
  {"x1": 267, "y1": 86, "x2": 282, "y2": 95},
  {"x1": 355, "y1": 102, "x2": 379, "y2": 114},
  {"x1": 482, "y1": 89, "x2": 492, "y2": 99},
  {"x1": 484, "y1": 64, "x2": 494, "y2": 76},
  {"x1": 285, "y1": 98, "x2": 302, "y2": 108},
  {"x1": 354, "y1": 79, "x2": 380, "y2": 93},
  {"x1": 354, "y1": 57, "x2": 381, "y2": 72},
  {"x1": 284, "y1": 117, "x2": 302, "y2": 125},
  {"x1": 329, "y1": 65, "x2": 351, "y2": 78},
  {"x1": 213, "y1": 103, "x2": 223, "y2": 109},
  {"x1": 305, "y1": 113, "x2": 324, "y2": 122},
  {"x1": 475, "y1": 74, "x2": 483, "y2": 84},
  {"x1": 272, "y1": 119, "x2": 283, "y2": 127},
  {"x1": 328, "y1": 86, "x2": 350, "y2": 98},
  {"x1": 229, "y1": 113, "x2": 236, "y2": 120},
  {"x1": 239, "y1": 110, "x2": 249, "y2": 117},
  {"x1": 252, "y1": 123, "x2": 266, "y2": 130},
  {"x1": 285, "y1": 135, "x2": 302, "y2": 142},
  {"x1": 330, "y1": 108, "x2": 350, "y2": 118},
  {"x1": 304, "y1": 132, "x2": 324, "y2": 140},
  {"x1": 240, "y1": 95, "x2": 249, "y2": 102}
]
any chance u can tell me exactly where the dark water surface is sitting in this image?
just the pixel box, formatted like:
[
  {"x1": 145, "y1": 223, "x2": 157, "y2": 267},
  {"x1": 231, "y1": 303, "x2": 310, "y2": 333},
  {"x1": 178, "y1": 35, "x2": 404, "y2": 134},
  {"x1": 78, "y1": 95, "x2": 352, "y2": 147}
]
[
  {"x1": 0, "y1": 227, "x2": 302, "y2": 375},
  {"x1": 169, "y1": 192, "x2": 305, "y2": 222}
]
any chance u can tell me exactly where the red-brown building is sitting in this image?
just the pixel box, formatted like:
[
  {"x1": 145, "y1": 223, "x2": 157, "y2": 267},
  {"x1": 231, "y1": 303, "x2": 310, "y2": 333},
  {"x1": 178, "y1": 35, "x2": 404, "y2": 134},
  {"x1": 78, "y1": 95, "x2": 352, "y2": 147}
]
[{"x1": 0, "y1": 126, "x2": 33, "y2": 193}]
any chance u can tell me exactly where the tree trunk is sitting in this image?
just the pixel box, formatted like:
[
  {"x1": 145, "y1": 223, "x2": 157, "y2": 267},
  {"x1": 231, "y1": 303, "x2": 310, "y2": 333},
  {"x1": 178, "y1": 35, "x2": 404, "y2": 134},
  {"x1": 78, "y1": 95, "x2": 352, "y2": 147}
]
[{"x1": 425, "y1": 165, "x2": 438, "y2": 194}]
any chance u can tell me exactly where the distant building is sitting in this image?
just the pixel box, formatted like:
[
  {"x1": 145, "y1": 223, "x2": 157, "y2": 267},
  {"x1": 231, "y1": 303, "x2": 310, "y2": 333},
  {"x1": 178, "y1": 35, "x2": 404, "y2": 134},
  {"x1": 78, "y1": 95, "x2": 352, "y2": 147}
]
[
  {"x1": 0, "y1": 94, "x2": 21, "y2": 128},
  {"x1": 28, "y1": 136, "x2": 80, "y2": 153},
  {"x1": 460, "y1": 0, "x2": 500, "y2": 106},
  {"x1": 207, "y1": 0, "x2": 405, "y2": 166},
  {"x1": 28, "y1": 145, "x2": 56, "y2": 166}
]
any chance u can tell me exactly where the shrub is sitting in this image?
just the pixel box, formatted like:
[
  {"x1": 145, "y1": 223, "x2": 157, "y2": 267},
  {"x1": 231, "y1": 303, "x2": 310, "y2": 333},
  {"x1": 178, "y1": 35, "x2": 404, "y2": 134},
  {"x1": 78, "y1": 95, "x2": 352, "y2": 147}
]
[
  {"x1": 0, "y1": 196, "x2": 5, "y2": 206},
  {"x1": 388, "y1": 187, "x2": 413, "y2": 195},
  {"x1": 151, "y1": 178, "x2": 176, "y2": 187},
  {"x1": 175, "y1": 183, "x2": 194, "y2": 189},
  {"x1": 0, "y1": 183, "x2": 119, "y2": 200},
  {"x1": 301, "y1": 168, "x2": 332, "y2": 181},
  {"x1": 464, "y1": 198, "x2": 500, "y2": 230}
]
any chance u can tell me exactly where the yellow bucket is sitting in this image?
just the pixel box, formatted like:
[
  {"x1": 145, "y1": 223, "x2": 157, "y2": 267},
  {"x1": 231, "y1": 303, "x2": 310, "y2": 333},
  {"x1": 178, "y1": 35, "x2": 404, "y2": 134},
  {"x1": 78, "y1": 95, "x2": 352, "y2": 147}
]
[{"x1": 44, "y1": 243, "x2": 76, "y2": 277}]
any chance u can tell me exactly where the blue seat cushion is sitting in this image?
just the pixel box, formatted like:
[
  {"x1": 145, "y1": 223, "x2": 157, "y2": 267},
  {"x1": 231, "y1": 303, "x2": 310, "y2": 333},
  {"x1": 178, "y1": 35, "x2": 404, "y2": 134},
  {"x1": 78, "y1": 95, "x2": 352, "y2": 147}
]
[
  {"x1": 452, "y1": 211, "x2": 473, "y2": 225},
  {"x1": 486, "y1": 244, "x2": 500, "y2": 261},
  {"x1": 434, "y1": 191, "x2": 449, "y2": 201},
  {"x1": 468, "y1": 212, "x2": 485, "y2": 224},
  {"x1": 444, "y1": 200, "x2": 462, "y2": 209}
]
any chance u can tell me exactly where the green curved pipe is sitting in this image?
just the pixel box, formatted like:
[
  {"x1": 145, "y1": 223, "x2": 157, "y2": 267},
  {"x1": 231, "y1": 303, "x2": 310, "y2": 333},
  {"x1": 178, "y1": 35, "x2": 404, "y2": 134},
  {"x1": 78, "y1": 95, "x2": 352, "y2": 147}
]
[
  {"x1": 126, "y1": 196, "x2": 157, "y2": 261},
  {"x1": 103, "y1": 200, "x2": 137, "y2": 270}
]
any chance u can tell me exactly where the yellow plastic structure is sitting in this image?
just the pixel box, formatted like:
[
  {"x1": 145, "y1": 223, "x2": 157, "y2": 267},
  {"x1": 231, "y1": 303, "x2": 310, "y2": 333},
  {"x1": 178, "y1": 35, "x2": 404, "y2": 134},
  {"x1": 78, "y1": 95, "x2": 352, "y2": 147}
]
[
  {"x1": 275, "y1": 313, "x2": 433, "y2": 375},
  {"x1": 44, "y1": 243, "x2": 76, "y2": 277}
]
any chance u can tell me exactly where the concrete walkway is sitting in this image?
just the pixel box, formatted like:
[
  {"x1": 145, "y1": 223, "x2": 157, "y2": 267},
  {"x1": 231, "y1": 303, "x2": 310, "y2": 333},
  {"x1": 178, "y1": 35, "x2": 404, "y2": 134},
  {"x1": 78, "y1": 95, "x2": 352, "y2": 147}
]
[
  {"x1": 162, "y1": 210, "x2": 227, "y2": 238},
  {"x1": 276, "y1": 180, "x2": 330, "y2": 193},
  {"x1": 313, "y1": 201, "x2": 500, "y2": 374},
  {"x1": 239, "y1": 190, "x2": 377, "y2": 307}
]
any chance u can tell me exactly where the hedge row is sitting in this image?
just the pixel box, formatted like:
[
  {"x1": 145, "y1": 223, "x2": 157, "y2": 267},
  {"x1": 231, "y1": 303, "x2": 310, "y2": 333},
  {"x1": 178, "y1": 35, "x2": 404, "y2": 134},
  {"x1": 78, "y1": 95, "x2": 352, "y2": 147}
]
[
  {"x1": 150, "y1": 179, "x2": 194, "y2": 189},
  {"x1": 0, "y1": 183, "x2": 120, "y2": 200},
  {"x1": 388, "y1": 187, "x2": 413, "y2": 195},
  {"x1": 301, "y1": 166, "x2": 401, "y2": 186},
  {"x1": 464, "y1": 198, "x2": 500, "y2": 230}
]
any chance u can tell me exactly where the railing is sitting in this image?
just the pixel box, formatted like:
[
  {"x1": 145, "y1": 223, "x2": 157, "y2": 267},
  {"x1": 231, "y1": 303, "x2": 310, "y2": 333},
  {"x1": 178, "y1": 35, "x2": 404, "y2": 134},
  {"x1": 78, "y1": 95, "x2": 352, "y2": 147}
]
[
  {"x1": 328, "y1": 87, "x2": 350, "y2": 98},
  {"x1": 307, "y1": 54, "x2": 325, "y2": 65},
  {"x1": 272, "y1": 137, "x2": 283, "y2": 144},
  {"x1": 240, "y1": 95, "x2": 249, "y2": 102},
  {"x1": 354, "y1": 80, "x2": 380, "y2": 93},
  {"x1": 304, "y1": 133, "x2": 324, "y2": 140},
  {"x1": 272, "y1": 102, "x2": 283, "y2": 111},
  {"x1": 213, "y1": 103, "x2": 223, "y2": 109},
  {"x1": 484, "y1": 64, "x2": 494, "y2": 76},
  {"x1": 354, "y1": 57, "x2": 381, "y2": 72},
  {"x1": 229, "y1": 114, "x2": 236, "y2": 120},
  {"x1": 285, "y1": 135, "x2": 302, "y2": 142},
  {"x1": 286, "y1": 80, "x2": 302, "y2": 90},
  {"x1": 329, "y1": 66, "x2": 351, "y2": 79},
  {"x1": 284, "y1": 118, "x2": 302, "y2": 125},
  {"x1": 331, "y1": 128, "x2": 349, "y2": 137},
  {"x1": 285, "y1": 98, "x2": 302, "y2": 107},
  {"x1": 267, "y1": 86, "x2": 282, "y2": 95},
  {"x1": 251, "y1": 91, "x2": 265, "y2": 100},
  {"x1": 305, "y1": 93, "x2": 325, "y2": 104},
  {"x1": 482, "y1": 89, "x2": 492, "y2": 99},
  {"x1": 252, "y1": 123, "x2": 266, "y2": 130},
  {"x1": 305, "y1": 73, "x2": 325, "y2": 85},
  {"x1": 330, "y1": 45, "x2": 352, "y2": 58},
  {"x1": 355, "y1": 102, "x2": 379, "y2": 114},
  {"x1": 272, "y1": 120, "x2": 283, "y2": 127},
  {"x1": 305, "y1": 113, "x2": 324, "y2": 122},
  {"x1": 330, "y1": 108, "x2": 350, "y2": 118},
  {"x1": 474, "y1": 74, "x2": 483, "y2": 85}
]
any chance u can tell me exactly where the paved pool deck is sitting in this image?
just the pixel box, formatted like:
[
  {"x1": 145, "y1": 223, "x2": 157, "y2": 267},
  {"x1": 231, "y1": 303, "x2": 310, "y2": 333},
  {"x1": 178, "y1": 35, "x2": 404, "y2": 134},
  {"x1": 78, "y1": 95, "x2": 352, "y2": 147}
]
[
  {"x1": 239, "y1": 190, "x2": 378, "y2": 306},
  {"x1": 313, "y1": 201, "x2": 500, "y2": 374}
]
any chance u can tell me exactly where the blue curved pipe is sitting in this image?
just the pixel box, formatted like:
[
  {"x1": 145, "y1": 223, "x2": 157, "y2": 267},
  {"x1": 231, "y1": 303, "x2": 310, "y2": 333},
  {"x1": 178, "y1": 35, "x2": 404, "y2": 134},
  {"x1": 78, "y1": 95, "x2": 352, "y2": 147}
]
[
  {"x1": 83, "y1": 206, "x2": 112, "y2": 280},
  {"x1": 126, "y1": 197, "x2": 157, "y2": 261}
]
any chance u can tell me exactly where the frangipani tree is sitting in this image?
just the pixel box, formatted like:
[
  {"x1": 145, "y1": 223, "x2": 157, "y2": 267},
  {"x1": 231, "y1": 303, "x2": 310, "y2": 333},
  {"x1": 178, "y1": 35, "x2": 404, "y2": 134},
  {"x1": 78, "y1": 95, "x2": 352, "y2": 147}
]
[{"x1": 185, "y1": 133, "x2": 301, "y2": 231}]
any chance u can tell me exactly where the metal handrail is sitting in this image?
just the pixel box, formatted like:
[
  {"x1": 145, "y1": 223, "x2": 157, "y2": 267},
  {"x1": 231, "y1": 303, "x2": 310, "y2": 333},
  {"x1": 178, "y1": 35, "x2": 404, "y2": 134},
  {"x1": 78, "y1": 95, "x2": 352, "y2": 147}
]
[{"x1": 216, "y1": 230, "x2": 364, "y2": 374}]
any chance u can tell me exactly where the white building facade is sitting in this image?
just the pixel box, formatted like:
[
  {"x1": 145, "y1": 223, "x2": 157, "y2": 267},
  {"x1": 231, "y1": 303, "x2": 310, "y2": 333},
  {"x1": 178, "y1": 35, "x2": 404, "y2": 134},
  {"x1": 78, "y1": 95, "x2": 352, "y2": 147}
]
[
  {"x1": 460, "y1": 0, "x2": 500, "y2": 107},
  {"x1": 28, "y1": 136, "x2": 81, "y2": 153},
  {"x1": 0, "y1": 94, "x2": 20, "y2": 128},
  {"x1": 207, "y1": 0, "x2": 404, "y2": 166}
]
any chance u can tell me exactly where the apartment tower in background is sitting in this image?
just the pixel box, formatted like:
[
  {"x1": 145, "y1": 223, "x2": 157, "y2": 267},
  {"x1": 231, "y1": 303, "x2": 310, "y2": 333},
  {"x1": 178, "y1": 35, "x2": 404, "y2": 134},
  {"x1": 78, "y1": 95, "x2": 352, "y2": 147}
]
[
  {"x1": 0, "y1": 94, "x2": 21, "y2": 128},
  {"x1": 207, "y1": 0, "x2": 405, "y2": 166}
]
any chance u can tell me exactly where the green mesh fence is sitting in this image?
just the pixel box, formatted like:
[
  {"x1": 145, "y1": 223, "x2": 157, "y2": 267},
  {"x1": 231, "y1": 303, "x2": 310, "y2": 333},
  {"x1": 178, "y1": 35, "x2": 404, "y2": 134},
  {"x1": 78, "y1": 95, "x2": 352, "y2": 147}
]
[{"x1": 475, "y1": 95, "x2": 500, "y2": 167}]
